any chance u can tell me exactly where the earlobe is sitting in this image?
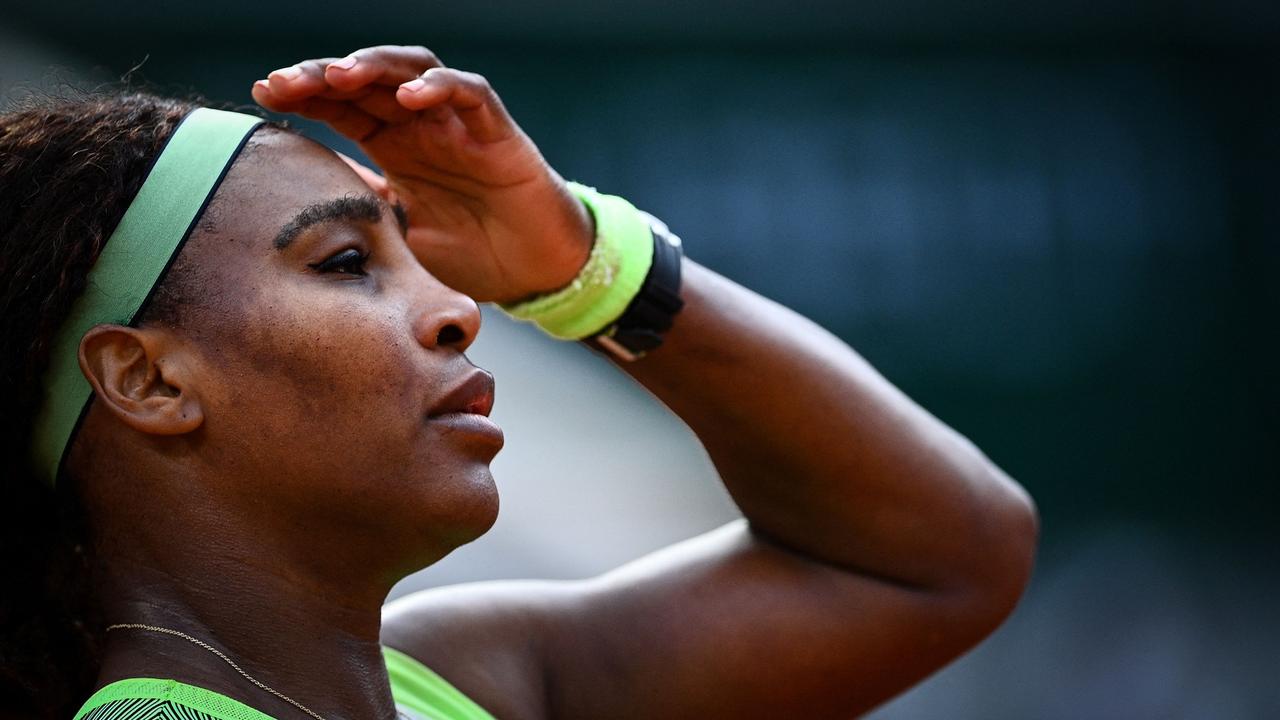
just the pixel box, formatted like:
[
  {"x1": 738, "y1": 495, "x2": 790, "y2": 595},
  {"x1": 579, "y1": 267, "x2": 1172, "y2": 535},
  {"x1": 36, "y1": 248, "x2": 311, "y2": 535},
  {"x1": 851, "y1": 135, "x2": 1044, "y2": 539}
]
[{"x1": 78, "y1": 324, "x2": 204, "y2": 436}]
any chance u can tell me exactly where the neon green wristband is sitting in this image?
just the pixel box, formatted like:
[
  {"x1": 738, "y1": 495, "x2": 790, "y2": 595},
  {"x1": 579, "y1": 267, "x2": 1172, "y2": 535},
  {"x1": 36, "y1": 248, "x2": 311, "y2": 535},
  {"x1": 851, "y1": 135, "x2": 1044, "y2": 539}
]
[{"x1": 497, "y1": 182, "x2": 654, "y2": 340}]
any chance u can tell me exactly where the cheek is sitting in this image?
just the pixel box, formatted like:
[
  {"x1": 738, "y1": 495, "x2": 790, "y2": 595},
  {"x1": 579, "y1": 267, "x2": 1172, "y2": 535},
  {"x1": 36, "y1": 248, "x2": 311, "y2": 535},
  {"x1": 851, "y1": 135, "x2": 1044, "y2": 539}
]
[
  {"x1": 187, "y1": 282, "x2": 499, "y2": 545},
  {"x1": 204, "y1": 290, "x2": 425, "y2": 468}
]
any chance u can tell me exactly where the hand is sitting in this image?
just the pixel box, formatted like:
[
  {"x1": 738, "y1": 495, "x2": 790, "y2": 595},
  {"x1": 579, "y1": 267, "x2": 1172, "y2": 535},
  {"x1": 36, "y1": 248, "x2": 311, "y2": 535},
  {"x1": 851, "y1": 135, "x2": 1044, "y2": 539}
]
[{"x1": 250, "y1": 45, "x2": 594, "y2": 304}]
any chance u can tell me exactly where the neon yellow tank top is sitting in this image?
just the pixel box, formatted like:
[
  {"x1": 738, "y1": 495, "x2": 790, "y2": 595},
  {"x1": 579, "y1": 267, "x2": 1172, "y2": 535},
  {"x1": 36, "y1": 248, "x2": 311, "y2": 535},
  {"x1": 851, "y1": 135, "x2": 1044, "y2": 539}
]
[{"x1": 72, "y1": 645, "x2": 496, "y2": 720}]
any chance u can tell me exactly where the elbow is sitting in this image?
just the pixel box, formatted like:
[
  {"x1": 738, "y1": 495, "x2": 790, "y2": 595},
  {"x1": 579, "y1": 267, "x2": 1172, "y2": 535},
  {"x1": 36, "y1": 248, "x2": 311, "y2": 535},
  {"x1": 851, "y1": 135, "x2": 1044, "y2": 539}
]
[
  {"x1": 990, "y1": 472, "x2": 1040, "y2": 610},
  {"x1": 952, "y1": 465, "x2": 1040, "y2": 636}
]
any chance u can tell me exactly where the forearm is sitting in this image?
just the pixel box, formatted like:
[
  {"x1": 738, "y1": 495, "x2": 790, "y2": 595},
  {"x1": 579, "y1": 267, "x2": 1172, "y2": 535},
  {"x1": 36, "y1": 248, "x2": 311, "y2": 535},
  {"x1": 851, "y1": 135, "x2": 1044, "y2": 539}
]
[{"x1": 585, "y1": 257, "x2": 1037, "y2": 593}]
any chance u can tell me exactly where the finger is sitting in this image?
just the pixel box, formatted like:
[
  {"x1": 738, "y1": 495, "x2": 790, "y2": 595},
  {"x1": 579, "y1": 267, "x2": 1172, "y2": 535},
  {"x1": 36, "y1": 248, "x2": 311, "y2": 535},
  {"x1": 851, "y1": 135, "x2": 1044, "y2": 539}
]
[
  {"x1": 267, "y1": 47, "x2": 441, "y2": 102},
  {"x1": 256, "y1": 71, "x2": 410, "y2": 127},
  {"x1": 251, "y1": 78, "x2": 302, "y2": 114},
  {"x1": 265, "y1": 58, "x2": 341, "y2": 101},
  {"x1": 252, "y1": 80, "x2": 383, "y2": 140},
  {"x1": 348, "y1": 87, "x2": 418, "y2": 125},
  {"x1": 263, "y1": 59, "x2": 381, "y2": 103},
  {"x1": 395, "y1": 68, "x2": 513, "y2": 143},
  {"x1": 298, "y1": 98, "x2": 384, "y2": 141},
  {"x1": 323, "y1": 45, "x2": 446, "y2": 92},
  {"x1": 335, "y1": 152, "x2": 397, "y2": 203}
]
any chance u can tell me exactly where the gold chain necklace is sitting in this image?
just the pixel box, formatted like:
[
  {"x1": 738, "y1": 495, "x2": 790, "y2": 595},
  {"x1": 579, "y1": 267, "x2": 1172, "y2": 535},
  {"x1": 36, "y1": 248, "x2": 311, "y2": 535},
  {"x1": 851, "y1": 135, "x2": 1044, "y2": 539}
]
[{"x1": 106, "y1": 623, "x2": 411, "y2": 720}]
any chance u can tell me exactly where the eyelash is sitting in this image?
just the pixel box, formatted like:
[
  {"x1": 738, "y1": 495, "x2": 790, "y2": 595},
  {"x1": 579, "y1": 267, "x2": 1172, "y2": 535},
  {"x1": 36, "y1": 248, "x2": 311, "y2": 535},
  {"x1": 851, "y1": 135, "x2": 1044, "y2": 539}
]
[{"x1": 309, "y1": 248, "x2": 370, "y2": 277}]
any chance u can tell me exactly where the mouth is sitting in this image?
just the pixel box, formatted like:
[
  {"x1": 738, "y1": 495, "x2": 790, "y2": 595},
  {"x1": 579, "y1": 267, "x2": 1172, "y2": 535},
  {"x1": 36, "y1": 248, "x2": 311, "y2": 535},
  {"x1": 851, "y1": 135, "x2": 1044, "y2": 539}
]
[
  {"x1": 428, "y1": 370, "x2": 496, "y2": 418},
  {"x1": 426, "y1": 370, "x2": 503, "y2": 447}
]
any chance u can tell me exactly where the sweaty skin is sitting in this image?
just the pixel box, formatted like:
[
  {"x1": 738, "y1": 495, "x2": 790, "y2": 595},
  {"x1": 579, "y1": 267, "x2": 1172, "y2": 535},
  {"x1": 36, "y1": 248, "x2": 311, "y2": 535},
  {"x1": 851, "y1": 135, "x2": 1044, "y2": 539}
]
[{"x1": 76, "y1": 44, "x2": 1037, "y2": 720}]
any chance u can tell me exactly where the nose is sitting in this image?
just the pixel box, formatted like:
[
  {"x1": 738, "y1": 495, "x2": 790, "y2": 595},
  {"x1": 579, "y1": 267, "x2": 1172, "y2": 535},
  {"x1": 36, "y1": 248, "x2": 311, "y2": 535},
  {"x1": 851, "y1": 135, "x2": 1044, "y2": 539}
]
[{"x1": 411, "y1": 275, "x2": 482, "y2": 353}]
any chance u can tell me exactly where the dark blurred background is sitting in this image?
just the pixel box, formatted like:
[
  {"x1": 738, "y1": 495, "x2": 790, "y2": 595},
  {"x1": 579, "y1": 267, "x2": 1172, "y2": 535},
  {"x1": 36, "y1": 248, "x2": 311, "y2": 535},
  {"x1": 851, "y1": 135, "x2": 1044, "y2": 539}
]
[{"x1": 4, "y1": 2, "x2": 1278, "y2": 717}]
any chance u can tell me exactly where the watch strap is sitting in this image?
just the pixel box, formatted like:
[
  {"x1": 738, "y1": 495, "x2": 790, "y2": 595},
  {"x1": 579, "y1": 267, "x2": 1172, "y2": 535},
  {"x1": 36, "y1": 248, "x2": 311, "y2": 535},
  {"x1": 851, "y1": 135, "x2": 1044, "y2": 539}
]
[{"x1": 592, "y1": 217, "x2": 685, "y2": 361}]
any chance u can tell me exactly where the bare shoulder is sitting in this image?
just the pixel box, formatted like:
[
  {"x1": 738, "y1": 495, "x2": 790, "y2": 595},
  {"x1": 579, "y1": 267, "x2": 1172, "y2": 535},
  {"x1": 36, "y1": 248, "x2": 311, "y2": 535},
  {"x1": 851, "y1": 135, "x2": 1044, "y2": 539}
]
[{"x1": 380, "y1": 579, "x2": 583, "y2": 720}]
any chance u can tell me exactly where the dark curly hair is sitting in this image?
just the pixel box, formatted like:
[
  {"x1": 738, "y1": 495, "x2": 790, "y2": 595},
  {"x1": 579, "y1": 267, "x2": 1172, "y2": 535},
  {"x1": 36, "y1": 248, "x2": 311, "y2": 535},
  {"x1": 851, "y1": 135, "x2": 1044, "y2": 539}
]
[{"x1": 0, "y1": 90, "x2": 276, "y2": 718}]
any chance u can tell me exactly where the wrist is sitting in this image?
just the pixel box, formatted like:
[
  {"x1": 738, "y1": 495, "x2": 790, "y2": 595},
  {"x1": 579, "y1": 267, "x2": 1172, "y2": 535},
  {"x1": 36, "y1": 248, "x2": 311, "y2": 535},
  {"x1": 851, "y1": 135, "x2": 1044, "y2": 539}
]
[
  {"x1": 497, "y1": 182, "x2": 657, "y2": 340},
  {"x1": 496, "y1": 182, "x2": 685, "y2": 361},
  {"x1": 501, "y1": 178, "x2": 597, "y2": 305}
]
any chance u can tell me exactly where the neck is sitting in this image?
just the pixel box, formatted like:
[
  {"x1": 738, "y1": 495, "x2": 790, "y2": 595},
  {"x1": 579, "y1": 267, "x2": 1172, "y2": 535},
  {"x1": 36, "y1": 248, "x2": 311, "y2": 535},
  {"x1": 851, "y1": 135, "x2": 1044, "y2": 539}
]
[{"x1": 90, "y1": 513, "x2": 405, "y2": 720}]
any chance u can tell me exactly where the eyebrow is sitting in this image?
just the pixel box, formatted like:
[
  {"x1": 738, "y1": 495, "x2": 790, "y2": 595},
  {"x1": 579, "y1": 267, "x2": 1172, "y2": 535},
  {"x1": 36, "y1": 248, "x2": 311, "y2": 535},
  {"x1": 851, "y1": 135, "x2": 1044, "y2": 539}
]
[{"x1": 273, "y1": 193, "x2": 409, "y2": 250}]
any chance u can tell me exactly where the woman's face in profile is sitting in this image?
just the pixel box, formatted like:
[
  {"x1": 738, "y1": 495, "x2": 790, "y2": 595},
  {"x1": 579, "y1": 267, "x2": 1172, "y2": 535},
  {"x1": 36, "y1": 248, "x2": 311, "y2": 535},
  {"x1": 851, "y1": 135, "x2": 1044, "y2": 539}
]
[{"x1": 140, "y1": 128, "x2": 503, "y2": 568}]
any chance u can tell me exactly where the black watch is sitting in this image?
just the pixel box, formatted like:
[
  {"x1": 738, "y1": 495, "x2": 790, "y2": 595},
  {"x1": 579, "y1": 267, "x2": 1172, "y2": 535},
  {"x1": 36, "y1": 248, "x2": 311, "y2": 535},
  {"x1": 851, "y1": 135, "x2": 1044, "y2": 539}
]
[{"x1": 589, "y1": 211, "x2": 685, "y2": 362}]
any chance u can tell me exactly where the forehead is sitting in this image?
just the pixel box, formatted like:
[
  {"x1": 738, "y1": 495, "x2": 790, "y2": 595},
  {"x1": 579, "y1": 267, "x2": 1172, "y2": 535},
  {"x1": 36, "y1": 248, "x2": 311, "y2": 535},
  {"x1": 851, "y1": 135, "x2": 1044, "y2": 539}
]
[{"x1": 202, "y1": 129, "x2": 365, "y2": 247}]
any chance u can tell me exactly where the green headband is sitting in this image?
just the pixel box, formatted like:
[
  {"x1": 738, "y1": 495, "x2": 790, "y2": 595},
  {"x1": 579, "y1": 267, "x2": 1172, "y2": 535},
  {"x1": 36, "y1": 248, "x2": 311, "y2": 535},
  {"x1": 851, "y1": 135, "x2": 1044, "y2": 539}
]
[{"x1": 32, "y1": 107, "x2": 264, "y2": 487}]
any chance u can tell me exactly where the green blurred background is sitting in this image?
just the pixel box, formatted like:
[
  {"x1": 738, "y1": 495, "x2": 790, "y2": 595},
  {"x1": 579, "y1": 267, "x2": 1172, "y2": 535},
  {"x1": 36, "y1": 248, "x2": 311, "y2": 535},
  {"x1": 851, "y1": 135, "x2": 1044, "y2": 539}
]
[{"x1": 4, "y1": 2, "x2": 1277, "y2": 717}]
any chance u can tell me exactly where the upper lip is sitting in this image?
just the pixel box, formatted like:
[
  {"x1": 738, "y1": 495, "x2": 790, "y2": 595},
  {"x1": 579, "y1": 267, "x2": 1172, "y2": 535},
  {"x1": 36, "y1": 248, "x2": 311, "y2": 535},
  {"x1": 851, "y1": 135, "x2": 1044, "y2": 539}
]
[{"x1": 428, "y1": 370, "x2": 495, "y2": 418}]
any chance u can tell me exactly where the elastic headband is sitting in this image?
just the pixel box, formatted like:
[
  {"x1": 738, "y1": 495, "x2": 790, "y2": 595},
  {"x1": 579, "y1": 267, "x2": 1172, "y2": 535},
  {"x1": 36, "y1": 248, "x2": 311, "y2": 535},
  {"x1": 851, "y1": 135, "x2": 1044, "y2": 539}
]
[{"x1": 32, "y1": 107, "x2": 265, "y2": 486}]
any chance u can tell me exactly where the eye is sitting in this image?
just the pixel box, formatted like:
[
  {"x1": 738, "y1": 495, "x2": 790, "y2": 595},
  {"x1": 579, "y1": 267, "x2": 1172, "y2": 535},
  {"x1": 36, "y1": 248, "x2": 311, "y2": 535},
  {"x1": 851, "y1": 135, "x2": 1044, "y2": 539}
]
[{"x1": 309, "y1": 248, "x2": 369, "y2": 277}]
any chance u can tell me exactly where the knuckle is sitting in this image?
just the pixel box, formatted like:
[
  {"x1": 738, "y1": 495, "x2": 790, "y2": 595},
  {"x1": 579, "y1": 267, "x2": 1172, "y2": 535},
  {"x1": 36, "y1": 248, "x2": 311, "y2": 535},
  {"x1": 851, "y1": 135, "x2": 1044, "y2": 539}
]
[
  {"x1": 350, "y1": 45, "x2": 394, "y2": 63},
  {"x1": 403, "y1": 45, "x2": 439, "y2": 64},
  {"x1": 460, "y1": 71, "x2": 491, "y2": 91}
]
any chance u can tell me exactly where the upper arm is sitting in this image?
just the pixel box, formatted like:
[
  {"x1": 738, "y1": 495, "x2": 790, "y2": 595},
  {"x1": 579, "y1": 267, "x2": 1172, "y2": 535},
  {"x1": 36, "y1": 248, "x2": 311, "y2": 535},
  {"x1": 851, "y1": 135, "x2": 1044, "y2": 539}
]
[
  {"x1": 540, "y1": 521, "x2": 1016, "y2": 720},
  {"x1": 381, "y1": 578, "x2": 569, "y2": 720},
  {"x1": 383, "y1": 520, "x2": 1020, "y2": 720}
]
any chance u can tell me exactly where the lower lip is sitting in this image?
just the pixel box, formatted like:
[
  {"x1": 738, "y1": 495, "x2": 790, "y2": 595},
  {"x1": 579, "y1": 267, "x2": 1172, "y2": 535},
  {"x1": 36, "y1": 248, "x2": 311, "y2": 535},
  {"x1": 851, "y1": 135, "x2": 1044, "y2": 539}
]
[{"x1": 427, "y1": 412, "x2": 504, "y2": 444}]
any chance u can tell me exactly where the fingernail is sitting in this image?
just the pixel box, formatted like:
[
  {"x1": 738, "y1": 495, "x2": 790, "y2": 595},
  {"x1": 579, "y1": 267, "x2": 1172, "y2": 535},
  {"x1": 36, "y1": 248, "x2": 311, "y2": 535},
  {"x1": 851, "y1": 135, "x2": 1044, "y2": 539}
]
[
  {"x1": 270, "y1": 65, "x2": 303, "y2": 81},
  {"x1": 330, "y1": 55, "x2": 358, "y2": 71},
  {"x1": 400, "y1": 78, "x2": 426, "y2": 92},
  {"x1": 253, "y1": 79, "x2": 269, "y2": 90}
]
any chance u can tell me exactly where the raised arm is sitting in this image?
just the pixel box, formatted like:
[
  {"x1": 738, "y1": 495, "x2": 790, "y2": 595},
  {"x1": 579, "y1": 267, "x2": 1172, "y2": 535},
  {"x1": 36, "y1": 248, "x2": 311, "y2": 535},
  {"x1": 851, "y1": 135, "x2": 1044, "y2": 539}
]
[
  {"x1": 253, "y1": 45, "x2": 1037, "y2": 719},
  {"x1": 588, "y1": 257, "x2": 1037, "y2": 597},
  {"x1": 546, "y1": 256, "x2": 1039, "y2": 716}
]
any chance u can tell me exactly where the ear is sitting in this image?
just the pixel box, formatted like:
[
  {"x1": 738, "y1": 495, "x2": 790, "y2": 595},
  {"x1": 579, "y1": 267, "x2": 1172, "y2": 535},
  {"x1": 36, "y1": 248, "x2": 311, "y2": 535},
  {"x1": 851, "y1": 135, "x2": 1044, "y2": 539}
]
[{"x1": 78, "y1": 324, "x2": 204, "y2": 436}]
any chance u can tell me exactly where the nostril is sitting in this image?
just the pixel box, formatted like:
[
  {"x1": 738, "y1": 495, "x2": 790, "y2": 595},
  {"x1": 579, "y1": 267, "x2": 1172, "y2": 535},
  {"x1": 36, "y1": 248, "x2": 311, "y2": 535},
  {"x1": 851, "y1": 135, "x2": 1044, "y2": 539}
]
[{"x1": 436, "y1": 323, "x2": 465, "y2": 346}]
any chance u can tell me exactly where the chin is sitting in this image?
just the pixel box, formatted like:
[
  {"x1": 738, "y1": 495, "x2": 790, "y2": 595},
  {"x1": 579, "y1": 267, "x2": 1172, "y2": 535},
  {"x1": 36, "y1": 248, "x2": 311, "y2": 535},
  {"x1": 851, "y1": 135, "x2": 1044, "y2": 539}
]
[
  {"x1": 454, "y1": 472, "x2": 501, "y2": 542},
  {"x1": 414, "y1": 462, "x2": 501, "y2": 548}
]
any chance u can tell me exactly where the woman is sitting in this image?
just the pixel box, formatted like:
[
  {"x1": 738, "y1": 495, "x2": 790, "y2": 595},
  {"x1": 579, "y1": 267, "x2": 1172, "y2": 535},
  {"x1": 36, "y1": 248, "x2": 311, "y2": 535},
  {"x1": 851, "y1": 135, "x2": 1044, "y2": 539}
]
[{"x1": 0, "y1": 45, "x2": 1037, "y2": 719}]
